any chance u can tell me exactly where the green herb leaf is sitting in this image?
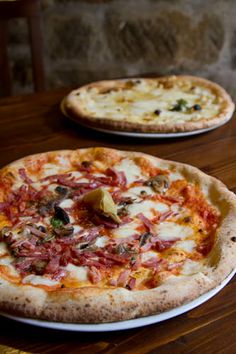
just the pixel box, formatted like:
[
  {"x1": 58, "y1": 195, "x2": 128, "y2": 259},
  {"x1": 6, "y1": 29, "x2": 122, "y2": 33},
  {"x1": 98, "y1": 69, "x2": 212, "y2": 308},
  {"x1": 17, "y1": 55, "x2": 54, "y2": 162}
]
[
  {"x1": 51, "y1": 217, "x2": 64, "y2": 229},
  {"x1": 170, "y1": 99, "x2": 188, "y2": 112}
]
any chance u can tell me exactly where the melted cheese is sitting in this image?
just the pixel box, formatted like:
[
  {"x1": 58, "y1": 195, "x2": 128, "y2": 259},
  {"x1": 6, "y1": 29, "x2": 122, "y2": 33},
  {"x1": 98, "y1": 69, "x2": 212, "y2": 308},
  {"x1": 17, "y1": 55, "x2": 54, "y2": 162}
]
[
  {"x1": 76, "y1": 177, "x2": 90, "y2": 183},
  {"x1": 0, "y1": 257, "x2": 11, "y2": 266},
  {"x1": 0, "y1": 257, "x2": 20, "y2": 277},
  {"x1": 112, "y1": 221, "x2": 140, "y2": 239},
  {"x1": 156, "y1": 222, "x2": 194, "y2": 241},
  {"x1": 47, "y1": 183, "x2": 59, "y2": 192},
  {"x1": 128, "y1": 186, "x2": 154, "y2": 196},
  {"x1": 169, "y1": 171, "x2": 183, "y2": 181},
  {"x1": 73, "y1": 225, "x2": 83, "y2": 234},
  {"x1": 94, "y1": 236, "x2": 108, "y2": 248},
  {"x1": 115, "y1": 159, "x2": 143, "y2": 184},
  {"x1": 22, "y1": 274, "x2": 60, "y2": 286},
  {"x1": 176, "y1": 240, "x2": 196, "y2": 252},
  {"x1": 65, "y1": 264, "x2": 88, "y2": 281},
  {"x1": 75, "y1": 79, "x2": 221, "y2": 125},
  {"x1": 93, "y1": 173, "x2": 106, "y2": 177},
  {"x1": 69, "y1": 215, "x2": 75, "y2": 223},
  {"x1": 141, "y1": 251, "x2": 158, "y2": 262},
  {"x1": 70, "y1": 171, "x2": 83, "y2": 179},
  {"x1": 59, "y1": 199, "x2": 74, "y2": 208},
  {"x1": 181, "y1": 260, "x2": 202, "y2": 275},
  {"x1": 170, "y1": 203, "x2": 182, "y2": 214},
  {"x1": 0, "y1": 242, "x2": 8, "y2": 256},
  {"x1": 128, "y1": 200, "x2": 169, "y2": 218},
  {"x1": 31, "y1": 180, "x2": 49, "y2": 190},
  {"x1": 40, "y1": 163, "x2": 63, "y2": 178},
  {"x1": 55, "y1": 155, "x2": 71, "y2": 168}
]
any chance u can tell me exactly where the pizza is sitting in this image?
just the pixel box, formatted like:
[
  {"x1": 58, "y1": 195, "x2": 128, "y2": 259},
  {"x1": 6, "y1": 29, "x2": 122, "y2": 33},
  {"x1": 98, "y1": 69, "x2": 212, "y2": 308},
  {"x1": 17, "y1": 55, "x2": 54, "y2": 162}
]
[
  {"x1": 0, "y1": 147, "x2": 236, "y2": 323},
  {"x1": 61, "y1": 75, "x2": 235, "y2": 133}
]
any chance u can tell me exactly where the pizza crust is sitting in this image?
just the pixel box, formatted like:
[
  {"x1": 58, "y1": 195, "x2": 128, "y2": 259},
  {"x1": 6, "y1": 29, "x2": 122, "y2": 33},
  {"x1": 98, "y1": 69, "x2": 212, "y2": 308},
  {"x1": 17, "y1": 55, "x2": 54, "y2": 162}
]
[
  {"x1": 0, "y1": 273, "x2": 214, "y2": 323},
  {"x1": 0, "y1": 147, "x2": 236, "y2": 323},
  {"x1": 61, "y1": 76, "x2": 235, "y2": 133}
]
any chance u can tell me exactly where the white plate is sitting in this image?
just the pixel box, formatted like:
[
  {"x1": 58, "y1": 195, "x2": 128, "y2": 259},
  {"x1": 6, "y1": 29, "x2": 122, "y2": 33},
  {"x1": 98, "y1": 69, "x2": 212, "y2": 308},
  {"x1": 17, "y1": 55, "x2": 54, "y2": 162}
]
[
  {"x1": 1, "y1": 269, "x2": 235, "y2": 332},
  {"x1": 80, "y1": 121, "x2": 227, "y2": 138}
]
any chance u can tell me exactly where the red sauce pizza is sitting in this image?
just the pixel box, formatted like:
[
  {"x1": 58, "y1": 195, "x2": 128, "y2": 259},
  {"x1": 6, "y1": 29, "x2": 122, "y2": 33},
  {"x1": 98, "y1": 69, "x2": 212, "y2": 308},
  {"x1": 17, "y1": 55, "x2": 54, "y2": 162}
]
[{"x1": 0, "y1": 147, "x2": 235, "y2": 323}]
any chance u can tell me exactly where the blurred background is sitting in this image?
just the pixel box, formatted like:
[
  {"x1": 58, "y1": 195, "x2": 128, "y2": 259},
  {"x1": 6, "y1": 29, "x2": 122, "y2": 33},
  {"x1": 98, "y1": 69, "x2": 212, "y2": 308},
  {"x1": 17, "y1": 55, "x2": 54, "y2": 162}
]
[{"x1": 1, "y1": 0, "x2": 236, "y2": 98}]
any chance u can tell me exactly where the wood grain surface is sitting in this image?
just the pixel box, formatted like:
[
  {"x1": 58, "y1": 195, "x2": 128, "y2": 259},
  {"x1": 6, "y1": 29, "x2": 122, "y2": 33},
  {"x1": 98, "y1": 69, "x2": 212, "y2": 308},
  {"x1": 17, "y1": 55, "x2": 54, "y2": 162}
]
[{"x1": 0, "y1": 88, "x2": 236, "y2": 354}]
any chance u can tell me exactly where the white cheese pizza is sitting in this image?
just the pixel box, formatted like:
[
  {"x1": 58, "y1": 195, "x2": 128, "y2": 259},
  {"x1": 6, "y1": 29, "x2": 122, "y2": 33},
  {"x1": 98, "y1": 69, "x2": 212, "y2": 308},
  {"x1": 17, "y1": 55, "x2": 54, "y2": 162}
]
[{"x1": 61, "y1": 76, "x2": 234, "y2": 133}]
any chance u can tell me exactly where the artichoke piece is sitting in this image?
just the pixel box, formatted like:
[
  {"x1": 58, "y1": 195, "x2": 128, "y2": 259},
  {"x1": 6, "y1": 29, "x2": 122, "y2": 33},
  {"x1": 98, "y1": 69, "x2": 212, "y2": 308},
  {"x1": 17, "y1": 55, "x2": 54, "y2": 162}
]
[{"x1": 83, "y1": 188, "x2": 121, "y2": 223}]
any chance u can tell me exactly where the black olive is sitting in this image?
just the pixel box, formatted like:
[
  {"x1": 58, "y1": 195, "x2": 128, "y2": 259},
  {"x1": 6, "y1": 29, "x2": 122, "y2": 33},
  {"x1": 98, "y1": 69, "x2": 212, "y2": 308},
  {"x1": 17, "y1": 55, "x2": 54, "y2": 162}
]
[
  {"x1": 193, "y1": 104, "x2": 201, "y2": 111},
  {"x1": 55, "y1": 186, "x2": 68, "y2": 197},
  {"x1": 81, "y1": 160, "x2": 92, "y2": 168},
  {"x1": 79, "y1": 243, "x2": 89, "y2": 250},
  {"x1": 38, "y1": 225, "x2": 46, "y2": 233},
  {"x1": 130, "y1": 256, "x2": 137, "y2": 266},
  {"x1": 154, "y1": 109, "x2": 161, "y2": 115},
  {"x1": 11, "y1": 249, "x2": 19, "y2": 257},
  {"x1": 231, "y1": 237, "x2": 236, "y2": 242},
  {"x1": 184, "y1": 216, "x2": 191, "y2": 223},
  {"x1": 54, "y1": 206, "x2": 70, "y2": 224}
]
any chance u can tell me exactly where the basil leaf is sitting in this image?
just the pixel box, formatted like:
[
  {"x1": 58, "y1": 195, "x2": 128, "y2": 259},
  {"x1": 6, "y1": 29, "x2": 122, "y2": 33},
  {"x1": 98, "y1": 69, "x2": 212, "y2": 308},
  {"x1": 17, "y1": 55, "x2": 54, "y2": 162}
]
[
  {"x1": 170, "y1": 99, "x2": 188, "y2": 112},
  {"x1": 51, "y1": 217, "x2": 64, "y2": 229}
]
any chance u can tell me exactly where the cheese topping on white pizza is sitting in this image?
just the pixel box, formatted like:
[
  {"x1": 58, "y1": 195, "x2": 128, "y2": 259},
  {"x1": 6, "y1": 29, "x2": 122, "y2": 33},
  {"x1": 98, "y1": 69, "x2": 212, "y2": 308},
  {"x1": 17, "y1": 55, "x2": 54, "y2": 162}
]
[{"x1": 73, "y1": 78, "x2": 222, "y2": 124}]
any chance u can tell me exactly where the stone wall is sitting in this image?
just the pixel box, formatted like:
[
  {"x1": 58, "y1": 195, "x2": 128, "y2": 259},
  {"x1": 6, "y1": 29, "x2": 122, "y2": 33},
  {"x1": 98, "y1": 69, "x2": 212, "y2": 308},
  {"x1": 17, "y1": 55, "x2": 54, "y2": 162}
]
[{"x1": 4, "y1": 0, "x2": 236, "y2": 99}]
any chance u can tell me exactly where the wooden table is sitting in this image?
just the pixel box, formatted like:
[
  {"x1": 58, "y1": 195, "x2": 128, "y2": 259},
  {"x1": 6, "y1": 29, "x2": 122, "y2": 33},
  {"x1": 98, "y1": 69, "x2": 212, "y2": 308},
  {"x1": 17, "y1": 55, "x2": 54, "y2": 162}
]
[{"x1": 0, "y1": 89, "x2": 236, "y2": 354}]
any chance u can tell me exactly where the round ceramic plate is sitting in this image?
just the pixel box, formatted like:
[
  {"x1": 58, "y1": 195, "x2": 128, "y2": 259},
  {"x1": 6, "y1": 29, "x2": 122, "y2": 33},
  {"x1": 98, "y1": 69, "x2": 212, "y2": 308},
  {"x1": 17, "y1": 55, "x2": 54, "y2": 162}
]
[
  {"x1": 1, "y1": 269, "x2": 235, "y2": 332},
  {"x1": 78, "y1": 121, "x2": 227, "y2": 138}
]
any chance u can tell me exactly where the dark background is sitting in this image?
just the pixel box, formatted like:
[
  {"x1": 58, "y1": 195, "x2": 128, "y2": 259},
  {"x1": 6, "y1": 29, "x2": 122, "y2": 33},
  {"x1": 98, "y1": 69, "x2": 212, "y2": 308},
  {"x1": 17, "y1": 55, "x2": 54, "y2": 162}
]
[{"x1": 3, "y1": 0, "x2": 236, "y2": 98}]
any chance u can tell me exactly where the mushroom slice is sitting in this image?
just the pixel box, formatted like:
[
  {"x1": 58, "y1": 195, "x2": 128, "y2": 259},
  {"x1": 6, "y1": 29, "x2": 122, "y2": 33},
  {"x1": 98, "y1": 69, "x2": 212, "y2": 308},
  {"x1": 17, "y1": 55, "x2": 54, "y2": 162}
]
[
  {"x1": 54, "y1": 225, "x2": 74, "y2": 237},
  {"x1": 83, "y1": 187, "x2": 121, "y2": 223},
  {"x1": 145, "y1": 175, "x2": 170, "y2": 193}
]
